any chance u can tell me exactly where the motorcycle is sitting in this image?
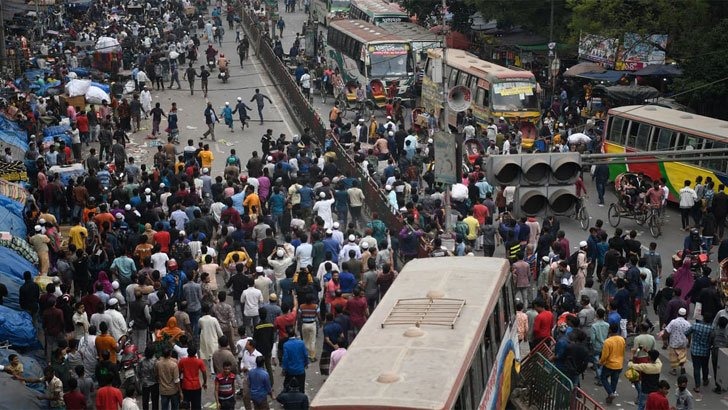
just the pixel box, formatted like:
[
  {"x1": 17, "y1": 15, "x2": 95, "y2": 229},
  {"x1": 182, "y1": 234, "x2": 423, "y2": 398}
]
[
  {"x1": 118, "y1": 328, "x2": 142, "y2": 392},
  {"x1": 207, "y1": 58, "x2": 216, "y2": 72},
  {"x1": 672, "y1": 249, "x2": 710, "y2": 279},
  {"x1": 218, "y1": 67, "x2": 229, "y2": 83}
]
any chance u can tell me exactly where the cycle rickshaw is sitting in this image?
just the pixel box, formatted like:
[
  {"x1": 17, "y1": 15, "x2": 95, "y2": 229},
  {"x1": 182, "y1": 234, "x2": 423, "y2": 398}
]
[{"x1": 607, "y1": 172, "x2": 662, "y2": 237}]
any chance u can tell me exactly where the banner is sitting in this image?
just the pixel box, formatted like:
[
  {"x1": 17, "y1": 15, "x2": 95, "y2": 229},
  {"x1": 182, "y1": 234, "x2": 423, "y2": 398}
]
[
  {"x1": 616, "y1": 33, "x2": 668, "y2": 71},
  {"x1": 578, "y1": 33, "x2": 619, "y2": 68}
]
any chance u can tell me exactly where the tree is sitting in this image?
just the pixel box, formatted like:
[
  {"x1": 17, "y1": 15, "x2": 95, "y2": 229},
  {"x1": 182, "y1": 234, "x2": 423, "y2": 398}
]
[
  {"x1": 473, "y1": 0, "x2": 571, "y2": 41},
  {"x1": 400, "y1": 0, "x2": 477, "y2": 33}
]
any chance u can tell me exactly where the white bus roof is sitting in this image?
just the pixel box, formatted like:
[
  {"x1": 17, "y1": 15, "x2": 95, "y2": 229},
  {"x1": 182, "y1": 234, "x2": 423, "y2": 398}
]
[
  {"x1": 608, "y1": 105, "x2": 728, "y2": 140},
  {"x1": 329, "y1": 19, "x2": 406, "y2": 43},
  {"x1": 310, "y1": 256, "x2": 510, "y2": 410},
  {"x1": 377, "y1": 22, "x2": 441, "y2": 44},
  {"x1": 428, "y1": 48, "x2": 535, "y2": 81},
  {"x1": 351, "y1": 0, "x2": 407, "y2": 15}
]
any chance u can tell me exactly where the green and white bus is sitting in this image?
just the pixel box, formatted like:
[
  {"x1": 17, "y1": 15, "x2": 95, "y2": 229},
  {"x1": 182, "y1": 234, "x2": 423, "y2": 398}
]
[
  {"x1": 312, "y1": 0, "x2": 351, "y2": 26},
  {"x1": 327, "y1": 19, "x2": 416, "y2": 97},
  {"x1": 348, "y1": 0, "x2": 410, "y2": 25}
]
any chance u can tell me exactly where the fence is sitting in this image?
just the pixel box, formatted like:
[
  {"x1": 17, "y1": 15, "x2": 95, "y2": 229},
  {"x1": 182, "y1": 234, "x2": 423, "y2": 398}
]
[
  {"x1": 240, "y1": 7, "x2": 411, "y2": 249},
  {"x1": 517, "y1": 338, "x2": 604, "y2": 410}
]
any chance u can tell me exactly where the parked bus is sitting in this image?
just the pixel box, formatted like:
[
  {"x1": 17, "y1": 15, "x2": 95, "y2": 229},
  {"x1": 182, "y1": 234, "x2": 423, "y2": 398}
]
[
  {"x1": 348, "y1": 0, "x2": 410, "y2": 25},
  {"x1": 421, "y1": 48, "x2": 541, "y2": 140},
  {"x1": 603, "y1": 104, "x2": 728, "y2": 202},
  {"x1": 378, "y1": 22, "x2": 443, "y2": 64},
  {"x1": 326, "y1": 19, "x2": 416, "y2": 98},
  {"x1": 312, "y1": 0, "x2": 351, "y2": 26},
  {"x1": 310, "y1": 257, "x2": 520, "y2": 410}
]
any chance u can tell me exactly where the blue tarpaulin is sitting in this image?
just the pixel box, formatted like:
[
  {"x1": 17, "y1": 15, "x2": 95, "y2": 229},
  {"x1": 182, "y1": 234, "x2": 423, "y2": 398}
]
[
  {"x1": 0, "y1": 195, "x2": 26, "y2": 238},
  {"x1": 90, "y1": 82, "x2": 111, "y2": 94},
  {"x1": 0, "y1": 349, "x2": 44, "y2": 392},
  {"x1": 42, "y1": 124, "x2": 71, "y2": 138},
  {"x1": 0, "y1": 116, "x2": 27, "y2": 152},
  {"x1": 0, "y1": 246, "x2": 38, "y2": 311},
  {"x1": 0, "y1": 305, "x2": 40, "y2": 349}
]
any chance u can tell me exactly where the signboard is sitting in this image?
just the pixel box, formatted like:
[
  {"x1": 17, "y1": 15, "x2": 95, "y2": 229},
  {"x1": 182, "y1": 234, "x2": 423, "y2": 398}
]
[
  {"x1": 369, "y1": 43, "x2": 408, "y2": 55},
  {"x1": 433, "y1": 131, "x2": 458, "y2": 185},
  {"x1": 616, "y1": 33, "x2": 668, "y2": 71},
  {"x1": 493, "y1": 82, "x2": 534, "y2": 96},
  {"x1": 578, "y1": 33, "x2": 619, "y2": 68}
]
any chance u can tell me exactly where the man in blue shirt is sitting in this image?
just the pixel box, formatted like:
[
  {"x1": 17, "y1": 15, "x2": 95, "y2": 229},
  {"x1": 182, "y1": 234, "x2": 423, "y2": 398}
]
[
  {"x1": 322, "y1": 231, "x2": 341, "y2": 264},
  {"x1": 338, "y1": 266, "x2": 357, "y2": 295},
  {"x1": 282, "y1": 328, "x2": 308, "y2": 391},
  {"x1": 248, "y1": 356, "x2": 273, "y2": 408}
]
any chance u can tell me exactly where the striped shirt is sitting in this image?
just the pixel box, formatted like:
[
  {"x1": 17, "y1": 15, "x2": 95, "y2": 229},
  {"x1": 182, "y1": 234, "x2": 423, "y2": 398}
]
[{"x1": 299, "y1": 303, "x2": 319, "y2": 324}]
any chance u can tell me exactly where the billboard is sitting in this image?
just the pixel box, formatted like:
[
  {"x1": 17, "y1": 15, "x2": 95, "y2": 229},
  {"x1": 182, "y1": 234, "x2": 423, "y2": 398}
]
[
  {"x1": 578, "y1": 33, "x2": 619, "y2": 68},
  {"x1": 616, "y1": 33, "x2": 668, "y2": 71}
]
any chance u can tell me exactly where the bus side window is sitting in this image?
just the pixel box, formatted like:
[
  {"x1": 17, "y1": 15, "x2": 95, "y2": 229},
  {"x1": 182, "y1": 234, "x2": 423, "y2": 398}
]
[
  {"x1": 626, "y1": 120, "x2": 641, "y2": 148},
  {"x1": 457, "y1": 73, "x2": 470, "y2": 88},
  {"x1": 608, "y1": 116, "x2": 627, "y2": 145},
  {"x1": 679, "y1": 133, "x2": 703, "y2": 151},
  {"x1": 652, "y1": 128, "x2": 675, "y2": 151},
  {"x1": 702, "y1": 140, "x2": 727, "y2": 172},
  {"x1": 475, "y1": 87, "x2": 487, "y2": 107},
  {"x1": 635, "y1": 123, "x2": 652, "y2": 151},
  {"x1": 449, "y1": 68, "x2": 459, "y2": 87}
]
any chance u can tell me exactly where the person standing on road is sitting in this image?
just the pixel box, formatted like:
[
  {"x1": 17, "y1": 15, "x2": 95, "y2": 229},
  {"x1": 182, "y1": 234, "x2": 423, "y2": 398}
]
[
  {"x1": 679, "y1": 180, "x2": 697, "y2": 230},
  {"x1": 150, "y1": 103, "x2": 167, "y2": 137},
  {"x1": 184, "y1": 64, "x2": 197, "y2": 96},
  {"x1": 599, "y1": 323, "x2": 625, "y2": 404},
  {"x1": 169, "y1": 61, "x2": 182, "y2": 89},
  {"x1": 277, "y1": 17, "x2": 286, "y2": 38},
  {"x1": 200, "y1": 66, "x2": 211, "y2": 98},
  {"x1": 202, "y1": 102, "x2": 219, "y2": 141},
  {"x1": 299, "y1": 69, "x2": 312, "y2": 101},
  {"x1": 250, "y1": 89, "x2": 273, "y2": 125},
  {"x1": 593, "y1": 163, "x2": 609, "y2": 206},
  {"x1": 233, "y1": 97, "x2": 252, "y2": 130}
]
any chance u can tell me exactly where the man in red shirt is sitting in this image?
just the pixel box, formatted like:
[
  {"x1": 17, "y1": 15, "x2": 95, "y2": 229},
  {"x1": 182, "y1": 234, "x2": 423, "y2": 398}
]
[
  {"x1": 530, "y1": 299, "x2": 554, "y2": 349},
  {"x1": 178, "y1": 346, "x2": 208, "y2": 410},
  {"x1": 63, "y1": 378, "x2": 86, "y2": 410},
  {"x1": 153, "y1": 223, "x2": 171, "y2": 253},
  {"x1": 96, "y1": 380, "x2": 123, "y2": 410},
  {"x1": 472, "y1": 199, "x2": 489, "y2": 226},
  {"x1": 645, "y1": 379, "x2": 670, "y2": 410},
  {"x1": 43, "y1": 299, "x2": 65, "y2": 361},
  {"x1": 274, "y1": 296, "x2": 298, "y2": 360}
]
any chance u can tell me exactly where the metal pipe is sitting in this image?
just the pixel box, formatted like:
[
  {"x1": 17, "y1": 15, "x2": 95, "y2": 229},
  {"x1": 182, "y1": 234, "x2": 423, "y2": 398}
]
[
  {"x1": 582, "y1": 147, "x2": 728, "y2": 158},
  {"x1": 588, "y1": 156, "x2": 728, "y2": 165}
]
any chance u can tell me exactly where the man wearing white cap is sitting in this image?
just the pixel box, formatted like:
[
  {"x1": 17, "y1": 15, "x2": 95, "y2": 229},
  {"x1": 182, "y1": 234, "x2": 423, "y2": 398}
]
[
  {"x1": 384, "y1": 115, "x2": 397, "y2": 133},
  {"x1": 573, "y1": 241, "x2": 589, "y2": 296},
  {"x1": 312, "y1": 192, "x2": 335, "y2": 229},
  {"x1": 331, "y1": 222, "x2": 344, "y2": 246},
  {"x1": 664, "y1": 307, "x2": 691, "y2": 376},
  {"x1": 254, "y1": 266, "x2": 273, "y2": 304},
  {"x1": 29, "y1": 225, "x2": 51, "y2": 274},
  {"x1": 339, "y1": 235, "x2": 361, "y2": 265},
  {"x1": 106, "y1": 297, "x2": 128, "y2": 341}
]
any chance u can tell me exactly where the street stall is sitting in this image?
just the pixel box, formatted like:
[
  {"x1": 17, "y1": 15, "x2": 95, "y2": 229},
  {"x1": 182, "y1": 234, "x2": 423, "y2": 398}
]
[{"x1": 93, "y1": 36, "x2": 123, "y2": 74}]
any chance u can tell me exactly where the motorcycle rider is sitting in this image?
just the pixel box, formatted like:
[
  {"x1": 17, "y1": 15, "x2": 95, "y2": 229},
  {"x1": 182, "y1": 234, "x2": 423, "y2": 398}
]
[
  {"x1": 205, "y1": 44, "x2": 218, "y2": 69},
  {"x1": 218, "y1": 53, "x2": 229, "y2": 80}
]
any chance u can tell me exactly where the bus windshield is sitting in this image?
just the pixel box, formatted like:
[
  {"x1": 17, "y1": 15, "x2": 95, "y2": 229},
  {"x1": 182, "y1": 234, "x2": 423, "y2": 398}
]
[
  {"x1": 367, "y1": 44, "x2": 413, "y2": 78},
  {"x1": 491, "y1": 81, "x2": 539, "y2": 112},
  {"x1": 329, "y1": 0, "x2": 349, "y2": 10}
]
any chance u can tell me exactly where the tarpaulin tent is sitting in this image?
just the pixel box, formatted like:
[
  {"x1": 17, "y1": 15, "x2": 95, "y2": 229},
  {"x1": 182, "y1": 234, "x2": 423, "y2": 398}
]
[
  {"x1": 0, "y1": 195, "x2": 26, "y2": 238},
  {"x1": 0, "y1": 233, "x2": 38, "y2": 265},
  {"x1": 0, "y1": 305, "x2": 40, "y2": 349},
  {"x1": 0, "y1": 348, "x2": 45, "y2": 392},
  {"x1": 0, "y1": 372, "x2": 42, "y2": 409},
  {"x1": 0, "y1": 246, "x2": 38, "y2": 310},
  {"x1": 593, "y1": 85, "x2": 660, "y2": 105},
  {"x1": 0, "y1": 114, "x2": 28, "y2": 153}
]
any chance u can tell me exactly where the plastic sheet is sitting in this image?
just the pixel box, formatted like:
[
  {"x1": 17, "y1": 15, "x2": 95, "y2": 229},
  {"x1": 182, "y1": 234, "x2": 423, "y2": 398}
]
[
  {"x1": 0, "y1": 196, "x2": 26, "y2": 238},
  {"x1": 0, "y1": 372, "x2": 42, "y2": 409},
  {"x1": 0, "y1": 348, "x2": 45, "y2": 392},
  {"x1": 85, "y1": 86, "x2": 111, "y2": 105},
  {"x1": 42, "y1": 124, "x2": 71, "y2": 138},
  {"x1": 64, "y1": 79, "x2": 92, "y2": 97},
  {"x1": 0, "y1": 305, "x2": 40, "y2": 349}
]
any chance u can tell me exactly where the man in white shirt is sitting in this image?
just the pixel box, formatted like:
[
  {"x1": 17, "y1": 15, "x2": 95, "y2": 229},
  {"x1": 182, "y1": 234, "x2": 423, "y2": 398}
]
[
  {"x1": 679, "y1": 180, "x2": 697, "y2": 230},
  {"x1": 384, "y1": 116, "x2": 398, "y2": 133},
  {"x1": 151, "y1": 249, "x2": 169, "y2": 277},
  {"x1": 295, "y1": 234, "x2": 313, "y2": 270},
  {"x1": 331, "y1": 222, "x2": 344, "y2": 245},
  {"x1": 312, "y1": 193, "x2": 335, "y2": 228},
  {"x1": 339, "y1": 235, "x2": 362, "y2": 265},
  {"x1": 300, "y1": 69, "x2": 312, "y2": 99},
  {"x1": 105, "y1": 298, "x2": 128, "y2": 341},
  {"x1": 240, "y1": 282, "x2": 263, "y2": 334}
]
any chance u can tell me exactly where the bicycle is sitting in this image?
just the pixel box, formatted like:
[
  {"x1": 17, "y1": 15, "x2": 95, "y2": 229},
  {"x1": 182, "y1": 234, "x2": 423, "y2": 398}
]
[
  {"x1": 574, "y1": 196, "x2": 590, "y2": 230},
  {"x1": 646, "y1": 204, "x2": 662, "y2": 238}
]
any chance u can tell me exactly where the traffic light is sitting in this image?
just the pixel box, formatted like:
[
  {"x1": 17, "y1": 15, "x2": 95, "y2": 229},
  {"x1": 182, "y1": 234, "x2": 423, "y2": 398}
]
[{"x1": 485, "y1": 153, "x2": 581, "y2": 217}]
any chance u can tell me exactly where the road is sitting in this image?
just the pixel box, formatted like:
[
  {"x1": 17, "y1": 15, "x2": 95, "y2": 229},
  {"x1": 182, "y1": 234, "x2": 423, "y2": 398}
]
[{"x1": 116, "y1": 3, "x2": 728, "y2": 408}]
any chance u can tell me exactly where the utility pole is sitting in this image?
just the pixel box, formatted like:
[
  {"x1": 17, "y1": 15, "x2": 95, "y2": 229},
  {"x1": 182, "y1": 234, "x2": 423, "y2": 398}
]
[
  {"x1": 0, "y1": 1, "x2": 6, "y2": 72},
  {"x1": 549, "y1": 0, "x2": 554, "y2": 45},
  {"x1": 441, "y1": 0, "x2": 452, "y2": 234}
]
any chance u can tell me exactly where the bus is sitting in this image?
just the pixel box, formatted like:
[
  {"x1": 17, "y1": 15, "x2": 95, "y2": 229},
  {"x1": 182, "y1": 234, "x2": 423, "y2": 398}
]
[
  {"x1": 327, "y1": 19, "x2": 416, "y2": 98},
  {"x1": 310, "y1": 257, "x2": 521, "y2": 410},
  {"x1": 378, "y1": 22, "x2": 443, "y2": 64},
  {"x1": 348, "y1": 0, "x2": 410, "y2": 25},
  {"x1": 603, "y1": 105, "x2": 728, "y2": 202},
  {"x1": 421, "y1": 48, "x2": 541, "y2": 139},
  {"x1": 312, "y1": 0, "x2": 351, "y2": 26}
]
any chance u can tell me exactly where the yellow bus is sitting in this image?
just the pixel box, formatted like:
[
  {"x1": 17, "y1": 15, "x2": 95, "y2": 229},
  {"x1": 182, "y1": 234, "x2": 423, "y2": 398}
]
[
  {"x1": 310, "y1": 257, "x2": 521, "y2": 410},
  {"x1": 348, "y1": 0, "x2": 410, "y2": 25},
  {"x1": 603, "y1": 105, "x2": 728, "y2": 202},
  {"x1": 421, "y1": 48, "x2": 541, "y2": 139}
]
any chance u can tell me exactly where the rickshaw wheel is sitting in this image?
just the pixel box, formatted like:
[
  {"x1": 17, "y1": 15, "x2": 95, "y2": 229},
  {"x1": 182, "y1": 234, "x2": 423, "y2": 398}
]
[{"x1": 608, "y1": 203, "x2": 621, "y2": 227}]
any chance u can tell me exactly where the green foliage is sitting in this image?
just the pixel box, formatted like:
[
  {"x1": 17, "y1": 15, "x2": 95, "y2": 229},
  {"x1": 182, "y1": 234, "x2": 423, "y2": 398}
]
[
  {"x1": 399, "y1": 0, "x2": 477, "y2": 33},
  {"x1": 473, "y1": 0, "x2": 570, "y2": 41}
]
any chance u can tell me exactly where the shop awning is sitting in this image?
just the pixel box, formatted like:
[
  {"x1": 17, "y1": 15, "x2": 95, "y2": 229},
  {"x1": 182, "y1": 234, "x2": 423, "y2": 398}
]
[{"x1": 576, "y1": 70, "x2": 628, "y2": 83}]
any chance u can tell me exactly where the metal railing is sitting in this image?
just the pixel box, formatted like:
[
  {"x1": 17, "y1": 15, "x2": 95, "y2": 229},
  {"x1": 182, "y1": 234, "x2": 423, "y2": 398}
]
[
  {"x1": 240, "y1": 7, "x2": 411, "y2": 250},
  {"x1": 571, "y1": 387, "x2": 605, "y2": 410},
  {"x1": 518, "y1": 352, "x2": 574, "y2": 410}
]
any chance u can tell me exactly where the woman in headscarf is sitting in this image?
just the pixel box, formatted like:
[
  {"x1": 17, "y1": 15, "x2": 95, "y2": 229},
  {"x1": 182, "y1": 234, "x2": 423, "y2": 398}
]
[
  {"x1": 672, "y1": 258, "x2": 694, "y2": 302},
  {"x1": 157, "y1": 317, "x2": 185, "y2": 343},
  {"x1": 93, "y1": 271, "x2": 113, "y2": 295}
]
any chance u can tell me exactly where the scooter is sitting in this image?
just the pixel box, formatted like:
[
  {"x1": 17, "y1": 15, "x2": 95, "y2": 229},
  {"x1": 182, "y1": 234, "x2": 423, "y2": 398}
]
[{"x1": 118, "y1": 328, "x2": 142, "y2": 392}]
